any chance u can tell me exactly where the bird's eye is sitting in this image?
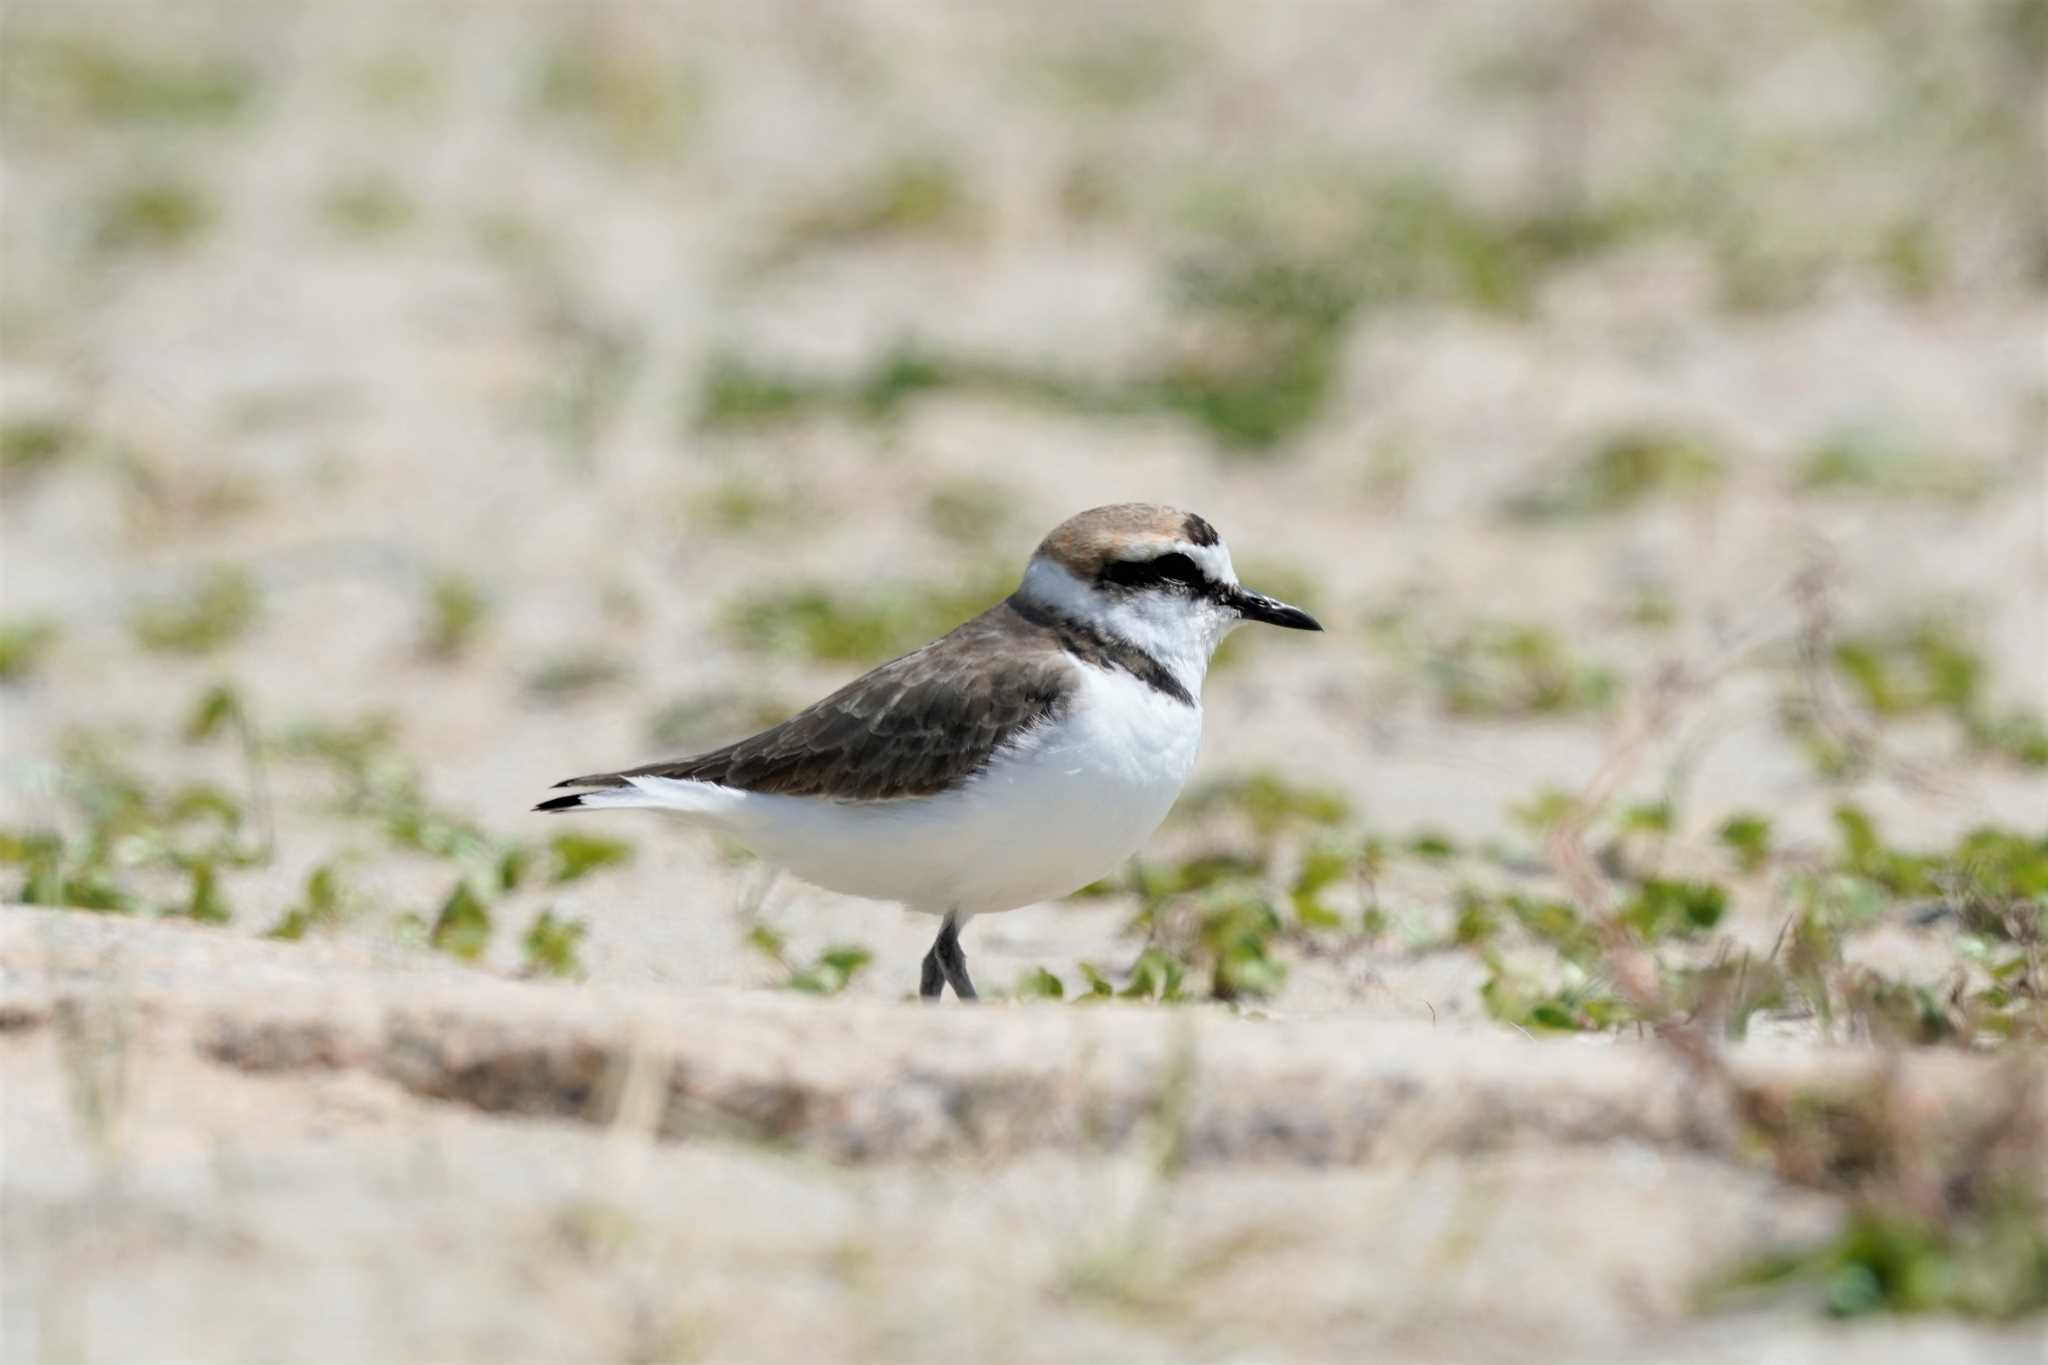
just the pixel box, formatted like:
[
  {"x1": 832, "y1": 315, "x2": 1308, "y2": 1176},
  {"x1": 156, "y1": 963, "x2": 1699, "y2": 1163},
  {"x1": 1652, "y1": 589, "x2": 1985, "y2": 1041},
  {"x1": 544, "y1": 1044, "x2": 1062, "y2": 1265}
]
[{"x1": 1101, "y1": 552, "x2": 1206, "y2": 592}]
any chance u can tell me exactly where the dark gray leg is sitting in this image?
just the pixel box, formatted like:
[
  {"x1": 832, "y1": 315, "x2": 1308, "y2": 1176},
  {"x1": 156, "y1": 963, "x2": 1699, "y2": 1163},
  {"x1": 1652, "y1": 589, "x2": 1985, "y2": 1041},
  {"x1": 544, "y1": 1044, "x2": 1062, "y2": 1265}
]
[
  {"x1": 934, "y1": 914, "x2": 976, "y2": 1001},
  {"x1": 919, "y1": 939, "x2": 945, "y2": 1000}
]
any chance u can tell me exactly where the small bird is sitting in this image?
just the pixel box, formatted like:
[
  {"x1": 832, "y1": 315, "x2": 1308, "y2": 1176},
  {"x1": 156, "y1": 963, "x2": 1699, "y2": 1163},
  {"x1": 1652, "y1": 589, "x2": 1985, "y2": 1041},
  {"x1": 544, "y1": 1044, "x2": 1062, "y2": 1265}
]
[{"x1": 538, "y1": 503, "x2": 1322, "y2": 1000}]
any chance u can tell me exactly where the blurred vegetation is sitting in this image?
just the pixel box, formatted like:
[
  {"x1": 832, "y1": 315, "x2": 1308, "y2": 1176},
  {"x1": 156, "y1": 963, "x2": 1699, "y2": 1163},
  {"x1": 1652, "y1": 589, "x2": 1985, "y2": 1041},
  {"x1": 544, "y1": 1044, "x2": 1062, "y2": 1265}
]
[
  {"x1": 0, "y1": 414, "x2": 84, "y2": 487},
  {"x1": 524, "y1": 651, "x2": 631, "y2": 705},
  {"x1": 723, "y1": 568, "x2": 1013, "y2": 665},
  {"x1": 2, "y1": 683, "x2": 639, "y2": 976},
  {"x1": 1016, "y1": 24, "x2": 1201, "y2": 114},
  {"x1": 0, "y1": 620, "x2": 60, "y2": 683},
  {"x1": 1502, "y1": 428, "x2": 1728, "y2": 522},
  {"x1": 1713, "y1": 1194, "x2": 2048, "y2": 1319},
  {"x1": 1793, "y1": 431, "x2": 1998, "y2": 503},
  {"x1": 92, "y1": 172, "x2": 215, "y2": 254},
  {"x1": 1785, "y1": 614, "x2": 2048, "y2": 773},
  {"x1": 1, "y1": 28, "x2": 256, "y2": 129},
  {"x1": 528, "y1": 23, "x2": 701, "y2": 158},
  {"x1": 747, "y1": 924, "x2": 873, "y2": 994},
  {"x1": 1364, "y1": 609, "x2": 1619, "y2": 719},
  {"x1": 129, "y1": 568, "x2": 259, "y2": 655},
  {"x1": 418, "y1": 574, "x2": 490, "y2": 664},
  {"x1": 321, "y1": 173, "x2": 417, "y2": 240},
  {"x1": 757, "y1": 154, "x2": 982, "y2": 267}
]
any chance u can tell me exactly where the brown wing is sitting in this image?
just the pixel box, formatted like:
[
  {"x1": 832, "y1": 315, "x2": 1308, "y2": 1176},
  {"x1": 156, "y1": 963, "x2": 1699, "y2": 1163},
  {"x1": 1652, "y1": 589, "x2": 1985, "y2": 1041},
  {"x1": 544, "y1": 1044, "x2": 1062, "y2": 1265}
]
[{"x1": 553, "y1": 601, "x2": 1077, "y2": 802}]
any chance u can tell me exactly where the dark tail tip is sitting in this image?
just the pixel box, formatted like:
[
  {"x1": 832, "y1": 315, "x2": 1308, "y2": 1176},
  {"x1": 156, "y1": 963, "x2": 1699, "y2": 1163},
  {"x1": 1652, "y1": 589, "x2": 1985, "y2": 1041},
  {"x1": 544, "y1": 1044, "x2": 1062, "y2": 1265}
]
[{"x1": 534, "y1": 793, "x2": 585, "y2": 813}]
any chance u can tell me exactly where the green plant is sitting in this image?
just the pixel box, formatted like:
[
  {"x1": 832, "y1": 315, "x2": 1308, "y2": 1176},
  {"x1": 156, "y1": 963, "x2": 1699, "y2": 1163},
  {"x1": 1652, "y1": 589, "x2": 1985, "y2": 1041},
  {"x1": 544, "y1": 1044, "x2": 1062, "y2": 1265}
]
[
  {"x1": 0, "y1": 415, "x2": 82, "y2": 485},
  {"x1": 130, "y1": 568, "x2": 259, "y2": 654},
  {"x1": 9, "y1": 31, "x2": 255, "y2": 126},
  {"x1": 5, "y1": 726, "x2": 268, "y2": 915},
  {"x1": 1794, "y1": 432, "x2": 1994, "y2": 502},
  {"x1": 1195, "y1": 889, "x2": 1288, "y2": 1000},
  {"x1": 685, "y1": 476, "x2": 820, "y2": 536},
  {"x1": 1718, "y1": 812, "x2": 1774, "y2": 873},
  {"x1": 419, "y1": 574, "x2": 489, "y2": 662},
  {"x1": 524, "y1": 652, "x2": 628, "y2": 703},
  {"x1": 1480, "y1": 957, "x2": 1633, "y2": 1033},
  {"x1": 522, "y1": 910, "x2": 588, "y2": 977},
  {"x1": 1014, "y1": 966, "x2": 1067, "y2": 1000},
  {"x1": 264, "y1": 864, "x2": 348, "y2": 941},
  {"x1": 1712, "y1": 1190, "x2": 2048, "y2": 1319},
  {"x1": 530, "y1": 25, "x2": 700, "y2": 157},
  {"x1": 693, "y1": 353, "x2": 832, "y2": 430},
  {"x1": 322, "y1": 173, "x2": 415, "y2": 238},
  {"x1": 1427, "y1": 622, "x2": 1617, "y2": 718},
  {"x1": 1818, "y1": 615, "x2": 2048, "y2": 768},
  {"x1": 723, "y1": 572, "x2": 1010, "y2": 665},
  {"x1": 177, "y1": 863, "x2": 232, "y2": 924},
  {"x1": 1175, "y1": 770, "x2": 1350, "y2": 837},
  {"x1": 761, "y1": 154, "x2": 980, "y2": 265},
  {"x1": 1148, "y1": 256, "x2": 1357, "y2": 451},
  {"x1": 1018, "y1": 25, "x2": 1198, "y2": 113},
  {"x1": 1618, "y1": 878, "x2": 1727, "y2": 942},
  {"x1": 547, "y1": 831, "x2": 633, "y2": 884},
  {"x1": 0, "y1": 620, "x2": 59, "y2": 682},
  {"x1": 922, "y1": 478, "x2": 1015, "y2": 545},
  {"x1": 746, "y1": 925, "x2": 873, "y2": 994},
  {"x1": 92, "y1": 173, "x2": 215, "y2": 253},
  {"x1": 428, "y1": 881, "x2": 493, "y2": 962},
  {"x1": 1502, "y1": 427, "x2": 1726, "y2": 522},
  {"x1": 351, "y1": 52, "x2": 440, "y2": 117}
]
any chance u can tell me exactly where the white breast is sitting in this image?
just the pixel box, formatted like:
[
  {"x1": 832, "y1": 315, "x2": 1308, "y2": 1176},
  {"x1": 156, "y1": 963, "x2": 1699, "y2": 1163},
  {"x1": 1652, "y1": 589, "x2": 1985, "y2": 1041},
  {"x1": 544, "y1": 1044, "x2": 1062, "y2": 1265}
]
[{"x1": 678, "y1": 663, "x2": 1204, "y2": 917}]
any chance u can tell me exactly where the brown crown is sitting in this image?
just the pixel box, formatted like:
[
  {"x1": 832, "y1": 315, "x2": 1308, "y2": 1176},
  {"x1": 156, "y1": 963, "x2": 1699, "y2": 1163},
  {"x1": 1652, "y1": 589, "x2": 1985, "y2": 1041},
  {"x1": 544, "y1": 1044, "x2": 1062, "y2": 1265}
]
[{"x1": 1031, "y1": 503, "x2": 1220, "y2": 578}]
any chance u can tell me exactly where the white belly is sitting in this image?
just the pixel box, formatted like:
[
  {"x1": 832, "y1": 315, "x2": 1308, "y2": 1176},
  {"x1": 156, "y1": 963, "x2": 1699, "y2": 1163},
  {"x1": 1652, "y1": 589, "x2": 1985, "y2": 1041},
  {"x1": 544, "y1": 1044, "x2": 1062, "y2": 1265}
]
[{"x1": 689, "y1": 665, "x2": 1203, "y2": 916}]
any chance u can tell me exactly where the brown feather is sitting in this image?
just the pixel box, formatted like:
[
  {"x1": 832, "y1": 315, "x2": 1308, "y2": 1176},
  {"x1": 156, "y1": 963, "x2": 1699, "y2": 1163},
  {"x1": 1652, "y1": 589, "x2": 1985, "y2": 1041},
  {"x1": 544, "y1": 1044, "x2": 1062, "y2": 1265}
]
[{"x1": 556, "y1": 597, "x2": 1086, "y2": 802}]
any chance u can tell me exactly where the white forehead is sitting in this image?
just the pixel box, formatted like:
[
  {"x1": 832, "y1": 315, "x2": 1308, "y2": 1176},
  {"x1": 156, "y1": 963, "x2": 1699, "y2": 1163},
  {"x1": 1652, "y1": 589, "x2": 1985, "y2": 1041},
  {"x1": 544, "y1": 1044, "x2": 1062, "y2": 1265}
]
[{"x1": 1186, "y1": 539, "x2": 1238, "y2": 585}]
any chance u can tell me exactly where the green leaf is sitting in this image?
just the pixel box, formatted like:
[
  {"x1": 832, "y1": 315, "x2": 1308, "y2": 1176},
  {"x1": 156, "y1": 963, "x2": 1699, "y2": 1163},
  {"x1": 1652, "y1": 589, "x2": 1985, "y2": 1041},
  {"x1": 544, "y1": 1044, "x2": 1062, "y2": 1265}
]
[
  {"x1": 429, "y1": 882, "x2": 492, "y2": 962},
  {"x1": 521, "y1": 909, "x2": 587, "y2": 978},
  {"x1": 181, "y1": 682, "x2": 244, "y2": 744},
  {"x1": 180, "y1": 863, "x2": 232, "y2": 924},
  {"x1": 272, "y1": 862, "x2": 347, "y2": 935},
  {"x1": 1015, "y1": 966, "x2": 1065, "y2": 1000},
  {"x1": 420, "y1": 573, "x2": 489, "y2": 662},
  {"x1": 264, "y1": 908, "x2": 308, "y2": 941},
  {"x1": 130, "y1": 567, "x2": 259, "y2": 655},
  {"x1": 787, "y1": 943, "x2": 872, "y2": 994},
  {"x1": 1619, "y1": 878, "x2": 1727, "y2": 941},
  {"x1": 548, "y1": 831, "x2": 633, "y2": 884},
  {"x1": 496, "y1": 845, "x2": 531, "y2": 893},
  {"x1": 1718, "y1": 812, "x2": 1774, "y2": 873},
  {"x1": 0, "y1": 619, "x2": 59, "y2": 682}
]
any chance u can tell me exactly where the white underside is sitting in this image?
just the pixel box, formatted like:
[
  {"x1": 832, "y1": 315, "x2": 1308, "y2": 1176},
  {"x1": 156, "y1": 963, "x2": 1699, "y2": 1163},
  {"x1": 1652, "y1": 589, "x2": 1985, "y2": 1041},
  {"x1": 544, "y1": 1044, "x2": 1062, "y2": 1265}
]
[{"x1": 578, "y1": 662, "x2": 1203, "y2": 917}]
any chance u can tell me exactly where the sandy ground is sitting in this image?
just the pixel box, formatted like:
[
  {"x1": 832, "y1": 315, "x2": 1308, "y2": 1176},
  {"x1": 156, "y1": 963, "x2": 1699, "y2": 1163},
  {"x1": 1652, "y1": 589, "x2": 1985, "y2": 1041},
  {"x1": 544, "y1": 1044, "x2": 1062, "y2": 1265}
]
[
  {"x1": 2, "y1": 1, "x2": 2046, "y2": 1360},
  {"x1": 10, "y1": 907, "x2": 2048, "y2": 1364}
]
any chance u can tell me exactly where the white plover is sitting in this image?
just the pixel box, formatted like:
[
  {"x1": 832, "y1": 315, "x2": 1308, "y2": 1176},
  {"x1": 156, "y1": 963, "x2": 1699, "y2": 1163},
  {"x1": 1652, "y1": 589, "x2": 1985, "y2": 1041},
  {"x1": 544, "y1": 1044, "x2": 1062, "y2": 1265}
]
[{"x1": 538, "y1": 503, "x2": 1322, "y2": 999}]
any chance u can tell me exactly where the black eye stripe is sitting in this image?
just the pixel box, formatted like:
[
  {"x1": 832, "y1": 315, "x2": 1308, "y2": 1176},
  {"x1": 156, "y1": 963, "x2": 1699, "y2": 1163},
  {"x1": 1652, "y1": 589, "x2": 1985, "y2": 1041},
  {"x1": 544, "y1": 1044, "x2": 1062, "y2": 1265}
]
[{"x1": 1098, "y1": 552, "x2": 1213, "y2": 594}]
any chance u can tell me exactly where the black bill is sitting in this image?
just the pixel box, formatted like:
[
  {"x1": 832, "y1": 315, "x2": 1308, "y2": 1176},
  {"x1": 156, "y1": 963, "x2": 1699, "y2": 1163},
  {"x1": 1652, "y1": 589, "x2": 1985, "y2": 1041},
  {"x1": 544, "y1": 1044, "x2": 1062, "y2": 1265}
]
[{"x1": 1232, "y1": 589, "x2": 1323, "y2": 631}]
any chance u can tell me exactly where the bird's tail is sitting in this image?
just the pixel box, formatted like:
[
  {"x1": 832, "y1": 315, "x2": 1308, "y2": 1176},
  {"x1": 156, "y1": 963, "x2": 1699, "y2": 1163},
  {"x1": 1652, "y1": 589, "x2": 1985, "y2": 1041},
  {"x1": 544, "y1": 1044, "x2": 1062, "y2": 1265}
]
[{"x1": 534, "y1": 772, "x2": 737, "y2": 818}]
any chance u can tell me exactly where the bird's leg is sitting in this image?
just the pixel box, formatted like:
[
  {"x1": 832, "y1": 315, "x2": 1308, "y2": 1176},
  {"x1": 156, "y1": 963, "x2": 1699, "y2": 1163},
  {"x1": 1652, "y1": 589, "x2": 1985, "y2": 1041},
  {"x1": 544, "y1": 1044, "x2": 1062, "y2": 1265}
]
[
  {"x1": 934, "y1": 913, "x2": 977, "y2": 1001},
  {"x1": 919, "y1": 937, "x2": 945, "y2": 1000}
]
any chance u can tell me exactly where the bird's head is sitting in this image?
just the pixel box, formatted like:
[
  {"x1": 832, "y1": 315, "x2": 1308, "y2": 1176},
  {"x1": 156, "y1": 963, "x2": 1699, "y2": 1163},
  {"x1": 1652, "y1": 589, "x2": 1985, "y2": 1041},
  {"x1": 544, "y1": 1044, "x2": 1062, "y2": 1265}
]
[{"x1": 1016, "y1": 503, "x2": 1321, "y2": 690}]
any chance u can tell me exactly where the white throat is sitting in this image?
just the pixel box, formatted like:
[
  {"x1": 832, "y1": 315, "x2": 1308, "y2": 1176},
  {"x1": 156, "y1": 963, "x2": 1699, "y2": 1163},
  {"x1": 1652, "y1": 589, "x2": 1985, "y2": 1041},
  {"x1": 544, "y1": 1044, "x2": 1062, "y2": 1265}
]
[{"x1": 1016, "y1": 558, "x2": 1241, "y2": 701}]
